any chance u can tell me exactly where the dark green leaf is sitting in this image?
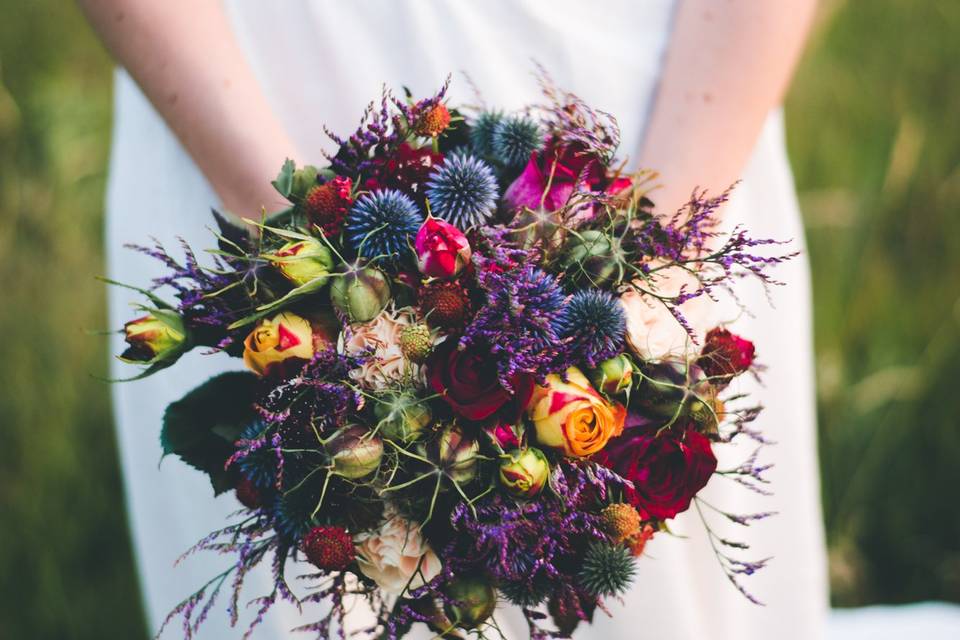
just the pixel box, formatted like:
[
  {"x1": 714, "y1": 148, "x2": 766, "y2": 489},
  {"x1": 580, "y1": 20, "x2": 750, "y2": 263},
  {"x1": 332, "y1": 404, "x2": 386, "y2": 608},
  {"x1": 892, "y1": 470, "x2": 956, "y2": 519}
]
[
  {"x1": 271, "y1": 158, "x2": 296, "y2": 198},
  {"x1": 161, "y1": 371, "x2": 259, "y2": 495}
]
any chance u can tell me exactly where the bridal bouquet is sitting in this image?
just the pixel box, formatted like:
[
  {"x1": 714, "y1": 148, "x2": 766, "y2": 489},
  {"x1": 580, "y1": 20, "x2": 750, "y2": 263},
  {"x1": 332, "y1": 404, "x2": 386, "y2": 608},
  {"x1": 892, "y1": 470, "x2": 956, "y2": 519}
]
[{"x1": 114, "y1": 73, "x2": 790, "y2": 639}]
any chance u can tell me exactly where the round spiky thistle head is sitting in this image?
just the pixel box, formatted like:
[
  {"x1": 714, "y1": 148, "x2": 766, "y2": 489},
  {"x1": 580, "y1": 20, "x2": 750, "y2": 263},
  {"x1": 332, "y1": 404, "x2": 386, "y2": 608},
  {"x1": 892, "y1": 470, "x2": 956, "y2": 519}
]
[
  {"x1": 399, "y1": 322, "x2": 433, "y2": 362},
  {"x1": 301, "y1": 525, "x2": 356, "y2": 571},
  {"x1": 600, "y1": 503, "x2": 642, "y2": 543},
  {"x1": 418, "y1": 280, "x2": 471, "y2": 329},
  {"x1": 236, "y1": 421, "x2": 277, "y2": 489},
  {"x1": 425, "y1": 153, "x2": 499, "y2": 229},
  {"x1": 272, "y1": 490, "x2": 318, "y2": 543},
  {"x1": 346, "y1": 189, "x2": 423, "y2": 265},
  {"x1": 579, "y1": 542, "x2": 637, "y2": 597},
  {"x1": 414, "y1": 103, "x2": 452, "y2": 137},
  {"x1": 554, "y1": 289, "x2": 627, "y2": 368},
  {"x1": 303, "y1": 176, "x2": 353, "y2": 236},
  {"x1": 492, "y1": 115, "x2": 543, "y2": 168},
  {"x1": 469, "y1": 110, "x2": 505, "y2": 157}
]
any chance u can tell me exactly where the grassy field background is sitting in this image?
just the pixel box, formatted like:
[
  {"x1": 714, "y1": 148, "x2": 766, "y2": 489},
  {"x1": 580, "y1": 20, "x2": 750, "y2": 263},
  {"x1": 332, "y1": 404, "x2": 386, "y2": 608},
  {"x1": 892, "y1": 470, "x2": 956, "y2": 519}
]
[{"x1": 1, "y1": 0, "x2": 957, "y2": 637}]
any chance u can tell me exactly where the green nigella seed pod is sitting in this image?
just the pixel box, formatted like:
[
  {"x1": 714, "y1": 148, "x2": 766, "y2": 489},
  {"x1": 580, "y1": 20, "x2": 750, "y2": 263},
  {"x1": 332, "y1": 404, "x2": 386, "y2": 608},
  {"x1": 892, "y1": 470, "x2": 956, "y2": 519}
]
[
  {"x1": 327, "y1": 425, "x2": 383, "y2": 479},
  {"x1": 330, "y1": 266, "x2": 391, "y2": 323},
  {"x1": 560, "y1": 230, "x2": 625, "y2": 287},
  {"x1": 442, "y1": 575, "x2": 497, "y2": 630},
  {"x1": 373, "y1": 391, "x2": 433, "y2": 443},
  {"x1": 579, "y1": 542, "x2": 637, "y2": 597},
  {"x1": 429, "y1": 425, "x2": 479, "y2": 484}
]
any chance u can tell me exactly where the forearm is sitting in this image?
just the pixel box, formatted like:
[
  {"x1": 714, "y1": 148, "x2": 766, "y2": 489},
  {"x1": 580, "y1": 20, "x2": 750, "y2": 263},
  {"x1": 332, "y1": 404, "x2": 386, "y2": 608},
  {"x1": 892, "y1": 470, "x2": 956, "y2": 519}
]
[
  {"x1": 78, "y1": 0, "x2": 297, "y2": 216},
  {"x1": 638, "y1": 0, "x2": 817, "y2": 216}
]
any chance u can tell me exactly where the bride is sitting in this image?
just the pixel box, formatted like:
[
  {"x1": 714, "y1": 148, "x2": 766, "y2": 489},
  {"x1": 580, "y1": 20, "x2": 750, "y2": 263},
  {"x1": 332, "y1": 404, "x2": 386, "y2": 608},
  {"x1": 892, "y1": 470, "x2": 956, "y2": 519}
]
[{"x1": 81, "y1": 1, "x2": 826, "y2": 638}]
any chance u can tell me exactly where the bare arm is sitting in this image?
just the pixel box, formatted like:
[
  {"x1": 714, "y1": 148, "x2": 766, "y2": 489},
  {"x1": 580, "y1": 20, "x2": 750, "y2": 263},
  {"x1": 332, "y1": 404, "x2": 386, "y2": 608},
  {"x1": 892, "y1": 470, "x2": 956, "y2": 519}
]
[
  {"x1": 78, "y1": 0, "x2": 298, "y2": 217},
  {"x1": 638, "y1": 0, "x2": 817, "y2": 216}
]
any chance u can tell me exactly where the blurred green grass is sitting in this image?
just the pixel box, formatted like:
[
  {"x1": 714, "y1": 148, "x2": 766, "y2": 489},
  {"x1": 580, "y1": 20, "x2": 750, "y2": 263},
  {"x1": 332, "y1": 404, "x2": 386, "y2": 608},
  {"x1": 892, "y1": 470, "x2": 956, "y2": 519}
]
[{"x1": 0, "y1": 0, "x2": 958, "y2": 637}]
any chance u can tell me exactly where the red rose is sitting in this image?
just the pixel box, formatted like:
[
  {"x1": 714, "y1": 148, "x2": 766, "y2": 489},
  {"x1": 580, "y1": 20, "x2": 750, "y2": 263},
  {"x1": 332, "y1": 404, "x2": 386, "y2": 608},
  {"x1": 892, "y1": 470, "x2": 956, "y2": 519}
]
[
  {"x1": 364, "y1": 143, "x2": 442, "y2": 197},
  {"x1": 594, "y1": 424, "x2": 717, "y2": 520},
  {"x1": 428, "y1": 340, "x2": 534, "y2": 422},
  {"x1": 697, "y1": 327, "x2": 756, "y2": 382}
]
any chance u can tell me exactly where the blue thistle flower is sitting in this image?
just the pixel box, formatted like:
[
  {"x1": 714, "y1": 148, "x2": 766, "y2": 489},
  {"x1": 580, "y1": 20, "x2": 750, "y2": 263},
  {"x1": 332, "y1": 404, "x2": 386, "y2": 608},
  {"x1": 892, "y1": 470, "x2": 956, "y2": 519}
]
[
  {"x1": 492, "y1": 115, "x2": 543, "y2": 168},
  {"x1": 271, "y1": 491, "x2": 317, "y2": 543},
  {"x1": 425, "y1": 153, "x2": 499, "y2": 229},
  {"x1": 579, "y1": 542, "x2": 636, "y2": 596},
  {"x1": 554, "y1": 289, "x2": 626, "y2": 368},
  {"x1": 469, "y1": 110, "x2": 504, "y2": 157},
  {"x1": 346, "y1": 189, "x2": 423, "y2": 265},
  {"x1": 237, "y1": 421, "x2": 277, "y2": 489}
]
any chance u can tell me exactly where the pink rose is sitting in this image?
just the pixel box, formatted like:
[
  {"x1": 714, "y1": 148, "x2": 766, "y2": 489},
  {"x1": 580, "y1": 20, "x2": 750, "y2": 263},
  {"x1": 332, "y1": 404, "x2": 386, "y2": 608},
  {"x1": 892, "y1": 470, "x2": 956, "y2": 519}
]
[{"x1": 414, "y1": 217, "x2": 472, "y2": 279}]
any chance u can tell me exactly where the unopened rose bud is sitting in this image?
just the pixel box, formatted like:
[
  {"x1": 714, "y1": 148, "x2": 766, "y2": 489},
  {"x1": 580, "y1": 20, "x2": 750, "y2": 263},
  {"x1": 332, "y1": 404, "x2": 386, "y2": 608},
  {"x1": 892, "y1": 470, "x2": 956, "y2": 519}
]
[
  {"x1": 589, "y1": 354, "x2": 634, "y2": 395},
  {"x1": 327, "y1": 425, "x2": 383, "y2": 479},
  {"x1": 266, "y1": 238, "x2": 334, "y2": 287},
  {"x1": 431, "y1": 425, "x2": 479, "y2": 484},
  {"x1": 330, "y1": 266, "x2": 391, "y2": 323},
  {"x1": 120, "y1": 311, "x2": 187, "y2": 363},
  {"x1": 374, "y1": 392, "x2": 433, "y2": 443},
  {"x1": 560, "y1": 230, "x2": 626, "y2": 287},
  {"x1": 414, "y1": 217, "x2": 472, "y2": 279},
  {"x1": 498, "y1": 448, "x2": 550, "y2": 498},
  {"x1": 442, "y1": 575, "x2": 497, "y2": 630}
]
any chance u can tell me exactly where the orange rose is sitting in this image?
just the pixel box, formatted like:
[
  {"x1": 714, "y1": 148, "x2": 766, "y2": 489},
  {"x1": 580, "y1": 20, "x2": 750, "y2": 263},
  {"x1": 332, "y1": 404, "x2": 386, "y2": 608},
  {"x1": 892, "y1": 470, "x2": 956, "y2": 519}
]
[
  {"x1": 242, "y1": 311, "x2": 335, "y2": 376},
  {"x1": 526, "y1": 367, "x2": 626, "y2": 457}
]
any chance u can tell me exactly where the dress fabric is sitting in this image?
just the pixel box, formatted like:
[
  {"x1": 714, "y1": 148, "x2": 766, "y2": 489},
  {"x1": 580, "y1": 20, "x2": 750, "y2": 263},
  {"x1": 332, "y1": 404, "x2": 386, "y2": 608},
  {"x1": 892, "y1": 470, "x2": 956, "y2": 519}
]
[{"x1": 105, "y1": 1, "x2": 828, "y2": 638}]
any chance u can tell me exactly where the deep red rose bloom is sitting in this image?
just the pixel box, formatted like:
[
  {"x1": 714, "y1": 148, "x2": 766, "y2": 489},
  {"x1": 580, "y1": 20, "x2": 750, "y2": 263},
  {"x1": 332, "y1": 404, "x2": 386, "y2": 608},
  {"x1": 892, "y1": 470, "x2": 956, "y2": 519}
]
[
  {"x1": 594, "y1": 424, "x2": 717, "y2": 520},
  {"x1": 429, "y1": 340, "x2": 534, "y2": 422},
  {"x1": 697, "y1": 327, "x2": 756, "y2": 381},
  {"x1": 364, "y1": 143, "x2": 442, "y2": 197}
]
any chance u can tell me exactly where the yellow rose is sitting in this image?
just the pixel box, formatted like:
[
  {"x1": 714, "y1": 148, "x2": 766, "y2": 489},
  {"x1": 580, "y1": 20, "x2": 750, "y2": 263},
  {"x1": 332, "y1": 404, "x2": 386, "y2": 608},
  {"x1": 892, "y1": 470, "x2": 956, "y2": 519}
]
[
  {"x1": 266, "y1": 238, "x2": 334, "y2": 287},
  {"x1": 526, "y1": 367, "x2": 626, "y2": 457},
  {"x1": 242, "y1": 311, "x2": 333, "y2": 376}
]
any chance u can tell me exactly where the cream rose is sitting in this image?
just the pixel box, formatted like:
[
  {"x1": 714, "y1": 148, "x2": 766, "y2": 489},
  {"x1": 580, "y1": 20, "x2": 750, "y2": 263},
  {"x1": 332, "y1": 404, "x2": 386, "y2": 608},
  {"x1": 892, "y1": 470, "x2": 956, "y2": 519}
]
[
  {"x1": 341, "y1": 306, "x2": 427, "y2": 390},
  {"x1": 621, "y1": 265, "x2": 715, "y2": 361},
  {"x1": 353, "y1": 505, "x2": 442, "y2": 595}
]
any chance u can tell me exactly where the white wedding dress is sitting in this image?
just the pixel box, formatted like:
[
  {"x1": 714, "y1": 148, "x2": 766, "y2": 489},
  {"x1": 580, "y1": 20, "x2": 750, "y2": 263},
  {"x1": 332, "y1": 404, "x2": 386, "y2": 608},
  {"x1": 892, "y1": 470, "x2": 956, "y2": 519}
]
[{"x1": 106, "y1": 1, "x2": 828, "y2": 638}]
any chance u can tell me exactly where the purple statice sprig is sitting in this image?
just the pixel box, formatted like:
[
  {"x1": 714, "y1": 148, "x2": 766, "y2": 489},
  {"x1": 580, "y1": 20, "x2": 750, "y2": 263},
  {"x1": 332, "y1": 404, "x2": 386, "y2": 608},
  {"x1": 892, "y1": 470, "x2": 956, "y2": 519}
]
[
  {"x1": 324, "y1": 85, "x2": 401, "y2": 178},
  {"x1": 126, "y1": 238, "x2": 254, "y2": 351},
  {"x1": 534, "y1": 63, "x2": 621, "y2": 165},
  {"x1": 459, "y1": 262, "x2": 575, "y2": 388}
]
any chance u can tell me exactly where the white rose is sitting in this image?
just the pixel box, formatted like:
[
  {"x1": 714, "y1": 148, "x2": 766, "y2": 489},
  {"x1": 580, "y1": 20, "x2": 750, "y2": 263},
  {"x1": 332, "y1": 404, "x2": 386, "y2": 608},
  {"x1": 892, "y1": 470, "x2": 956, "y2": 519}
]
[
  {"x1": 353, "y1": 506, "x2": 442, "y2": 595},
  {"x1": 621, "y1": 266, "x2": 714, "y2": 361}
]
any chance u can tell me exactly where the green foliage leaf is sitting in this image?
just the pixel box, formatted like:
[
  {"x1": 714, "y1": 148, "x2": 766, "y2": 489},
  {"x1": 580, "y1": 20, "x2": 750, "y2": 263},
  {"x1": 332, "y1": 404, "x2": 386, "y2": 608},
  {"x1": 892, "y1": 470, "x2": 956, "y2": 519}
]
[
  {"x1": 161, "y1": 371, "x2": 259, "y2": 494},
  {"x1": 271, "y1": 158, "x2": 296, "y2": 198}
]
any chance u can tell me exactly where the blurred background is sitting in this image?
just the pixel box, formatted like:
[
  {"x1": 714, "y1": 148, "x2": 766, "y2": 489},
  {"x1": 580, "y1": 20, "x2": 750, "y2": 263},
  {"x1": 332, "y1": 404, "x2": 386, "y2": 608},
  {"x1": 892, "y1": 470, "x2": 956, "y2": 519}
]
[{"x1": 1, "y1": 0, "x2": 958, "y2": 637}]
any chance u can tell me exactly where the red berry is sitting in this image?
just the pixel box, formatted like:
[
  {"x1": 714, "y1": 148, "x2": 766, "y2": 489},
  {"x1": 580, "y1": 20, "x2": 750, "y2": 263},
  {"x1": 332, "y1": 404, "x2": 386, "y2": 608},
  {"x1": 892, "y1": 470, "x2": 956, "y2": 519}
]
[
  {"x1": 418, "y1": 280, "x2": 471, "y2": 329},
  {"x1": 301, "y1": 525, "x2": 356, "y2": 571},
  {"x1": 303, "y1": 176, "x2": 352, "y2": 236}
]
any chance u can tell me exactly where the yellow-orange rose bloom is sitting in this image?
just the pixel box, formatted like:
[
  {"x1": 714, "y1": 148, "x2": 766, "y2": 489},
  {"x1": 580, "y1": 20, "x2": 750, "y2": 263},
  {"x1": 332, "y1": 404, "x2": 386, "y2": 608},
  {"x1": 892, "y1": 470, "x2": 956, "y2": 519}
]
[
  {"x1": 243, "y1": 311, "x2": 333, "y2": 376},
  {"x1": 526, "y1": 367, "x2": 627, "y2": 457}
]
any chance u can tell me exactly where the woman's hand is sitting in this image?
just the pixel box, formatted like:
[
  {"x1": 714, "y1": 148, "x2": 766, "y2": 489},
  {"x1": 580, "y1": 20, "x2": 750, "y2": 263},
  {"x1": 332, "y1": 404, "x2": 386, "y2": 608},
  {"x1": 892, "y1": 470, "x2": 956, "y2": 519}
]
[
  {"x1": 78, "y1": 0, "x2": 299, "y2": 218},
  {"x1": 638, "y1": 0, "x2": 818, "y2": 217}
]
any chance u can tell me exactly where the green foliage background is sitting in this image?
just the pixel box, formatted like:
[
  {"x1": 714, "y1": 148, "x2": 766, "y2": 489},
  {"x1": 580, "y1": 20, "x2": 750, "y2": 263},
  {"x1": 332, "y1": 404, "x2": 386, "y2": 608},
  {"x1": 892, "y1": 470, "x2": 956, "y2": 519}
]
[{"x1": 0, "y1": 0, "x2": 957, "y2": 637}]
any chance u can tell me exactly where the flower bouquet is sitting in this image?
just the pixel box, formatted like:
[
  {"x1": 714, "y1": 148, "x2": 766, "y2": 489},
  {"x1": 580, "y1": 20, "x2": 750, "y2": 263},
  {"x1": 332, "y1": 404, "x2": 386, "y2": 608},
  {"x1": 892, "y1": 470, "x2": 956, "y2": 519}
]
[{"x1": 114, "y1": 72, "x2": 791, "y2": 639}]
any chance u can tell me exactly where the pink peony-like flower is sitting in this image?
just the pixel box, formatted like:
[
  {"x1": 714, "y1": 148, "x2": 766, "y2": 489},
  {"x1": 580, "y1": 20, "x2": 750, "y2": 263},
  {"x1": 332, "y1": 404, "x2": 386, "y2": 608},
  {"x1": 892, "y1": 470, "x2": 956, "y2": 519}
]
[
  {"x1": 415, "y1": 217, "x2": 471, "y2": 279},
  {"x1": 353, "y1": 505, "x2": 442, "y2": 595},
  {"x1": 342, "y1": 305, "x2": 428, "y2": 390},
  {"x1": 502, "y1": 140, "x2": 629, "y2": 214}
]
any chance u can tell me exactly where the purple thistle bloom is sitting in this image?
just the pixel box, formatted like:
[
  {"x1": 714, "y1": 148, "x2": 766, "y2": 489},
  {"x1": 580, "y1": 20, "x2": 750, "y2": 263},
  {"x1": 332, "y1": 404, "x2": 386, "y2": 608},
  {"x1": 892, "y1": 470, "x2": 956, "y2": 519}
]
[{"x1": 460, "y1": 263, "x2": 573, "y2": 387}]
